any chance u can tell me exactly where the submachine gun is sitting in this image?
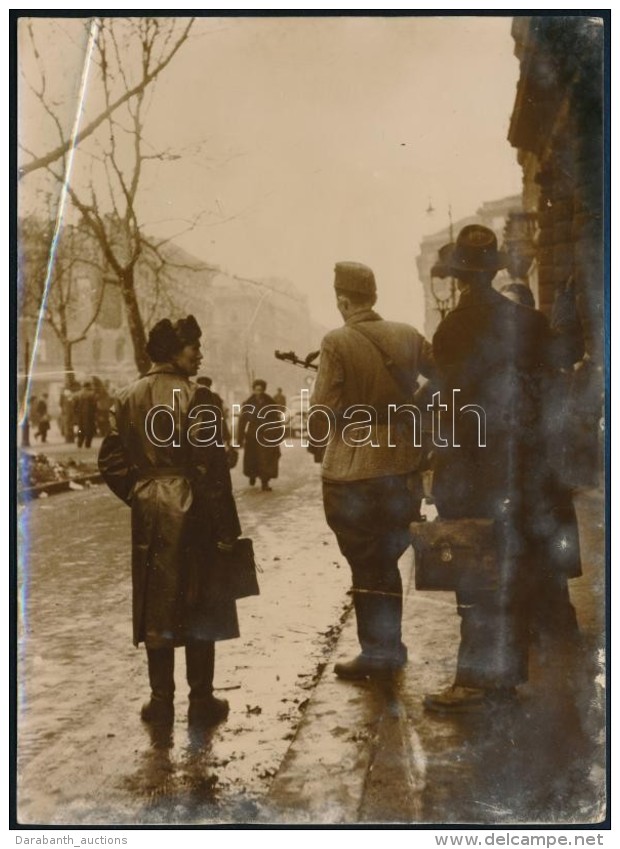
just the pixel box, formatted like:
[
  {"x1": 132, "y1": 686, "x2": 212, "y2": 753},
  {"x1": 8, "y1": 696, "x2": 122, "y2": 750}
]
[
  {"x1": 273, "y1": 348, "x2": 324, "y2": 462},
  {"x1": 273, "y1": 349, "x2": 320, "y2": 372}
]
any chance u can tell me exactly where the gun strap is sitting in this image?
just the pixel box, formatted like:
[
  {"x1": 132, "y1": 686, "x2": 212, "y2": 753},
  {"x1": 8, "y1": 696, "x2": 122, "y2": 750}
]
[{"x1": 348, "y1": 322, "x2": 414, "y2": 401}]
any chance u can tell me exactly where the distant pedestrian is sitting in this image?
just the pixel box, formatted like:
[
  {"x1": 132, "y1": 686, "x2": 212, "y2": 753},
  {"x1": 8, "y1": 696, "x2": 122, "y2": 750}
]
[
  {"x1": 94, "y1": 378, "x2": 113, "y2": 438},
  {"x1": 29, "y1": 394, "x2": 40, "y2": 433},
  {"x1": 197, "y1": 376, "x2": 231, "y2": 444},
  {"x1": 34, "y1": 394, "x2": 51, "y2": 443},
  {"x1": 273, "y1": 387, "x2": 286, "y2": 407},
  {"x1": 500, "y1": 281, "x2": 536, "y2": 308},
  {"x1": 60, "y1": 385, "x2": 77, "y2": 443},
  {"x1": 76, "y1": 381, "x2": 97, "y2": 448},
  {"x1": 238, "y1": 379, "x2": 283, "y2": 492}
]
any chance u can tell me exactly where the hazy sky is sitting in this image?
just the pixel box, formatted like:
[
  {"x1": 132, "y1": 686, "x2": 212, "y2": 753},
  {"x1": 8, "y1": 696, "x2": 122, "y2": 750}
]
[{"x1": 19, "y1": 15, "x2": 523, "y2": 328}]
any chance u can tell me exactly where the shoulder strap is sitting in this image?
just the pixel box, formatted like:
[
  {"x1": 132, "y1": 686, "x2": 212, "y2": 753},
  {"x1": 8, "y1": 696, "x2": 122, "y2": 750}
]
[{"x1": 348, "y1": 322, "x2": 415, "y2": 400}]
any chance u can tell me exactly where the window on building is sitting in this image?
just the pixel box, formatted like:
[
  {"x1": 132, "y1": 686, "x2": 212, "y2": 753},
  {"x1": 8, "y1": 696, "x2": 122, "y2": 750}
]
[
  {"x1": 92, "y1": 336, "x2": 102, "y2": 362},
  {"x1": 115, "y1": 335, "x2": 126, "y2": 362},
  {"x1": 98, "y1": 283, "x2": 122, "y2": 329}
]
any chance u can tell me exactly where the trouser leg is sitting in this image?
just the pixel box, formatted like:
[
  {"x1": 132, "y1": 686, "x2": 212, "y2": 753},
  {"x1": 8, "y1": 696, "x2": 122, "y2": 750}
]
[
  {"x1": 350, "y1": 555, "x2": 406, "y2": 663},
  {"x1": 454, "y1": 591, "x2": 528, "y2": 689},
  {"x1": 141, "y1": 647, "x2": 175, "y2": 724},
  {"x1": 185, "y1": 641, "x2": 230, "y2": 725},
  {"x1": 145, "y1": 647, "x2": 175, "y2": 702},
  {"x1": 323, "y1": 476, "x2": 416, "y2": 665},
  {"x1": 185, "y1": 640, "x2": 215, "y2": 702}
]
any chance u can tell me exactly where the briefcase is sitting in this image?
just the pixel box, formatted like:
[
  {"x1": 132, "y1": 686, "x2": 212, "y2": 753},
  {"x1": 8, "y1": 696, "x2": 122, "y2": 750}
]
[
  {"x1": 410, "y1": 518, "x2": 497, "y2": 593},
  {"x1": 217, "y1": 537, "x2": 261, "y2": 599}
]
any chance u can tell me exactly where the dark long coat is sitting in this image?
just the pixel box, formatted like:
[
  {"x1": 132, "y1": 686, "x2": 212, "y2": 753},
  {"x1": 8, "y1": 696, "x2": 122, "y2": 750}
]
[
  {"x1": 98, "y1": 365, "x2": 241, "y2": 648},
  {"x1": 239, "y1": 392, "x2": 282, "y2": 482},
  {"x1": 432, "y1": 286, "x2": 581, "y2": 580},
  {"x1": 76, "y1": 387, "x2": 98, "y2": 439}
]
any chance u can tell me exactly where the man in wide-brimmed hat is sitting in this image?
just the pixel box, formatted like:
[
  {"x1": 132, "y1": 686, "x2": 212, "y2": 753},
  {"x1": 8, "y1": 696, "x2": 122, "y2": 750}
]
[
  {"x1": 424, "y1": 225, "x2": 581, "y2": 713},
  {"x1": 98, "y1": 316, "x2": 243, "y2": 727},
  {"x1": 311, "y1": 261, "x2": 434, "y2": 680}
]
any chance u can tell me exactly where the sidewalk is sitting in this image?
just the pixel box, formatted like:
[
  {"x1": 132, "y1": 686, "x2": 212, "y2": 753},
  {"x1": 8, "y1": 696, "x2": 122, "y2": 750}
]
[
  {"x1": 263, "y1": 489, "x2": 607, "y2": 825},
  {"x1": 19, "y1": 423, "x2": 103, "y2": 464}
]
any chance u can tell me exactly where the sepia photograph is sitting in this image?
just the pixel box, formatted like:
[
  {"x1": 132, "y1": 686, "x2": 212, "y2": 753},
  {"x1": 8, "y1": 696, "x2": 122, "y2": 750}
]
[{"x1": 13, "y1": 11, "x2": 608, "y2": 829}]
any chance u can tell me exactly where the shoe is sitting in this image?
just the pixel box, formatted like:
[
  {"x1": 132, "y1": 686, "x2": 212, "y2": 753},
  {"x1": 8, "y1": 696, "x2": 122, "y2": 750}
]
[
  {"x1": 249, "y1": 477, "x2": 256, "y2": 486},
  {"x1": 261, "y1": 483, "x2": 272, "y2": 492},
  {"x1": 140, "y1": 698, "x2": 174, "y2": 725},
  {"x1": 423, "y1": 685, "x2": 517, "y2": 714},
  {"x1": 188, "y1": 695, "x2": 230, "y2": 727},
  {"x1": 333, "y1": 653, "x2": 406, "y2": 681}
]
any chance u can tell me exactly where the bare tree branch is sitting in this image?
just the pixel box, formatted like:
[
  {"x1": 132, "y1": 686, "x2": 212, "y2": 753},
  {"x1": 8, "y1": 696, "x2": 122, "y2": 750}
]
[{"x1": 19, "y1": 16, "x2": 195, "y2": 178}]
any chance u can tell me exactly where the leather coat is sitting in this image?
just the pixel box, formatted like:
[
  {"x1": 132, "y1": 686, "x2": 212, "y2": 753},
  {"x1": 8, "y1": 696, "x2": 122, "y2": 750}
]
[{"x1": 98, "y1": 365, "x2": 241, "y2": 648}]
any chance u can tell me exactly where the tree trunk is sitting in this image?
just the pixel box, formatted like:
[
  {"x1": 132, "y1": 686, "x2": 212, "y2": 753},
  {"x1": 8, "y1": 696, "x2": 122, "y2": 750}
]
[
  {"x1": 119, "y1": 268, "x2": 151, "y2": 375},
  {"x1": 63, "y1": 342, "x2": 75, "y2": 389}
]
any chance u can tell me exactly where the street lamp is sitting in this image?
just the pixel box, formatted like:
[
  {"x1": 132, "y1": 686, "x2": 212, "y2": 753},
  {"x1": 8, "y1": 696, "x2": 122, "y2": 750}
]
[
  {"x1": 430, "y1": 244, "x2": 458, "y2": 320},
  {"x1": 427, "y1": 203, "x2": 458, "y2": 320}
]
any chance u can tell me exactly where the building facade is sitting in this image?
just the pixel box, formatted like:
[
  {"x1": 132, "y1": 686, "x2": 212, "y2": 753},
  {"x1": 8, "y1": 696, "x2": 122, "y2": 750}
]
[
  {"x1": 18, "y1": 221, "x2": 322, "y2": 418},
  {"x1": 507, "y1": 15, "x2": 605, "y2": 485},
  {"x1": 508, "y1": 15, "x2": 604, "y2": 359}
]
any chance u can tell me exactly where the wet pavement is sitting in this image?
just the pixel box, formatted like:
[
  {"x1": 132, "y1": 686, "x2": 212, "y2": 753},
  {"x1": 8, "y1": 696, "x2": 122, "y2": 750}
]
[
  {"x1": 265, "y1": 489, "x2": 607, "y2": 825},
  {"x1": 16, "y1": 438, "x2": 606, "y2": 826},
  {"x1": 17, "y1": 441, "x2": 350, "y2": 824}
]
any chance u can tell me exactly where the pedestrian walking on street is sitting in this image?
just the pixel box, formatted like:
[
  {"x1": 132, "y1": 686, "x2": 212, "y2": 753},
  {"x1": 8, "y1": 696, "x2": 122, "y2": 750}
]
[
  {"x1": 60, "y1": 384, "x2": 77, "y2": 443},
  {"x1": 76, "y1": 381, "x2": 98, "y2": 448},
  {"x1": 311, "y1": 261, "x2": 434, "y2": 680},
  {"x1": 424, "y1": 225, "x2": 581, "y2": 714},
  {"x1": 238, "y1": 379, "x2": 283, "y2": 492},
  {"x1": 34, "y1": 394, "x2": 51, "y2": 443},
  {"x1": 93, "y1": 377, "x2": 113, "y2": 438},
  {"x1": 273, "y1": 387, "x2": 287, "y2": 407},
  {"x1": 98, "y1": 316, "x2": 242, "y2": 728},
  {"x1": 197, "y1": 376, "x2": 237, "y2": 470}
]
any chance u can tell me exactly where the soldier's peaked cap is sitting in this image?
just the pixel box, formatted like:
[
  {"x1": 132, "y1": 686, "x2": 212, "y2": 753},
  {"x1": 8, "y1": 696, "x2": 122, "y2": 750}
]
[{"x1": 334, "y1": 262, "x2": 376, "y2": 296}]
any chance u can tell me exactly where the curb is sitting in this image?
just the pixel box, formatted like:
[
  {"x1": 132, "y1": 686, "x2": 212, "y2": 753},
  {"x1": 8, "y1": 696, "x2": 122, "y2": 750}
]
[
  {"x1": 262, "y1": 556, "x2": 418, "y2": 825},
  {"x1": 17, "y1": 472, "x2": 103, "y2": 503}
]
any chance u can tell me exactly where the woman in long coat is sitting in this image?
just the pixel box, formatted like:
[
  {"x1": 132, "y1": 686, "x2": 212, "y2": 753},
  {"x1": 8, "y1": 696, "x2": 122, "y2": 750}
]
[
  {"x1": 238, "y1": 379, "x2": 283, "y2": 491},
  {"x1": 98, "y1": 316, "x2": 241, "y2": 727}
]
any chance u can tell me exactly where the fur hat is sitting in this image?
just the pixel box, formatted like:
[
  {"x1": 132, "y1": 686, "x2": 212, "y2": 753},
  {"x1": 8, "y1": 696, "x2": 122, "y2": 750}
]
[{"x1": 146, "y1": 315, "x2": 202, "y2": 363}]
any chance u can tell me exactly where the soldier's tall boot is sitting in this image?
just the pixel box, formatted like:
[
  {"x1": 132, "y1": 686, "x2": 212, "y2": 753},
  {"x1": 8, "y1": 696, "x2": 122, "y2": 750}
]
[
  {"x1": 335, "y1": 590, "x2": 407, "y2": 680},
  {"x1": 185, "y1": 641, "x2": 229, "y2": 726},
  {"x1": 141, "y1": 647, "x2": 175, "y2": 725}
]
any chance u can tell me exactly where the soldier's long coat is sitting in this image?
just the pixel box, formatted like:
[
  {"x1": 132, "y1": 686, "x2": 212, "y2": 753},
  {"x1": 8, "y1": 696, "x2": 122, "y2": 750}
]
[{"x1": 98, "y1": 365, "x2": 241, "y2": 648}]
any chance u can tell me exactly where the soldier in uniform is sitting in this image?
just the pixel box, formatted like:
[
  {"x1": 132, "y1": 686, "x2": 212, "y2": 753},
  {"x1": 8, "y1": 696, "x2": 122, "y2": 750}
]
[{"x1": 312, "y1": 262, "x2": 434, "y2": 679}]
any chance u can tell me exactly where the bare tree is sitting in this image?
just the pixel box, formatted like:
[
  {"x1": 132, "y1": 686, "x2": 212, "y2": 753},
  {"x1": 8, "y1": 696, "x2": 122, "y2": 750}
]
[
  {"x1": 21, "y1": 17, "x2": 200, "y2": 375},
  {"x1": 19, "y1": 204, "x2": 107, "y2": 387},
  {"x1": 18, "y1": 16, "x2": 194, "y2": 179}
]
